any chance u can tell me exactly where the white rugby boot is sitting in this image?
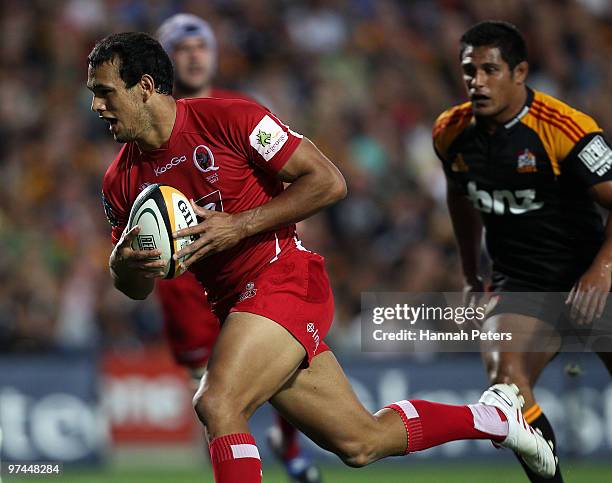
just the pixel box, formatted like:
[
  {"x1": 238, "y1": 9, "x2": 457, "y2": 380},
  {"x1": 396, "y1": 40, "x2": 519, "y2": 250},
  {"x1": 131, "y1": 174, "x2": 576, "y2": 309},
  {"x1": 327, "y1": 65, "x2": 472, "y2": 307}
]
[{"x1": 479, "y1": 383, "x2": 556, "y2": 479}]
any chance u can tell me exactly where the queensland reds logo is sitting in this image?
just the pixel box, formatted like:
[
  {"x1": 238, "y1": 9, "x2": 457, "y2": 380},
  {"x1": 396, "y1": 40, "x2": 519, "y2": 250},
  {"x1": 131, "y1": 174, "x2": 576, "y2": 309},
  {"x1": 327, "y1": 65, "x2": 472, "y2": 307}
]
[{"x1": 193, "y1": 144, "x2": 219, "y2": 173}]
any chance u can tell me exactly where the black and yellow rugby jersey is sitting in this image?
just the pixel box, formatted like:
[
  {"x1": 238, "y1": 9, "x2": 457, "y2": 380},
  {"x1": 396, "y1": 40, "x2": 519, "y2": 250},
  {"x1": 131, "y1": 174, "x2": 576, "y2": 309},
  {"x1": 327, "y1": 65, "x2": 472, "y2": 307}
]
[{"x1": 433, "y1": 88, "x2": 612, "y2": 289}]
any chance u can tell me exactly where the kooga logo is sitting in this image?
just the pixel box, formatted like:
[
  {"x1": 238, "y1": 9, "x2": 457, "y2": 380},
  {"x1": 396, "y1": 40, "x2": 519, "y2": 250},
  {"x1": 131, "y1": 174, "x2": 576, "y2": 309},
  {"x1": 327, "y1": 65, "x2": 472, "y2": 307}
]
[{"x1": 154, "y1": 155, "x2": 187, "y2": 176}]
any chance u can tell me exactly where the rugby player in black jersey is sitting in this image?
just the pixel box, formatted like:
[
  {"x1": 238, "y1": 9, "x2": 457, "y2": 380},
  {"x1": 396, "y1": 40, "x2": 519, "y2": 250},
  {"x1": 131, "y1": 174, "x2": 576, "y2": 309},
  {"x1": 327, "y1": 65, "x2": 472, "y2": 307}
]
[{"x1": 434, "y1": 21, "x2": 612, "y2": 482}]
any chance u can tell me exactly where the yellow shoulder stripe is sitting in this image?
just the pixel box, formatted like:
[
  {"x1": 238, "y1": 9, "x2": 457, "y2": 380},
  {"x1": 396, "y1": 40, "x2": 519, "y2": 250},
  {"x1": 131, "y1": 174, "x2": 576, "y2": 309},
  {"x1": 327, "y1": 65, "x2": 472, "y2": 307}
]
[
  {"x1": 521, "y1": 91, "x2": 602, "y2": 175},
  {"x1": 433, "y1": 103, "x2": 472, "y2": 159}
]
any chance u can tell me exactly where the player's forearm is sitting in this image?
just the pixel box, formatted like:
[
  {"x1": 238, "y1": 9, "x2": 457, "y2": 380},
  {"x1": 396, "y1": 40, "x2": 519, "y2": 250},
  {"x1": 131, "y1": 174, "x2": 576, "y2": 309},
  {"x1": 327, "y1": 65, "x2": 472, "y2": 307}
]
[
  {"x1": 109, "y1": 256, "x2": 154, "y2": 300},
  {"x1": 236, "y1": 167, "x2": 347, "y2": 238},
  {"x1": 453, "y1": 230, "x2": 482, "y2": 282},
  {"x1": 447, "y1": 186, "x2": 483, "y2": 282}
]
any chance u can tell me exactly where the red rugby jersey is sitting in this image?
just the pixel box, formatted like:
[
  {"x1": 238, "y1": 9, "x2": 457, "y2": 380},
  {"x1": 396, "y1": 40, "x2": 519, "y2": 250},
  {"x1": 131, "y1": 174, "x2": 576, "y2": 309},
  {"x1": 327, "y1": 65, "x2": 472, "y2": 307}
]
[{"x1": 102, "y1": 97, "x2": 303, "y2": 302}]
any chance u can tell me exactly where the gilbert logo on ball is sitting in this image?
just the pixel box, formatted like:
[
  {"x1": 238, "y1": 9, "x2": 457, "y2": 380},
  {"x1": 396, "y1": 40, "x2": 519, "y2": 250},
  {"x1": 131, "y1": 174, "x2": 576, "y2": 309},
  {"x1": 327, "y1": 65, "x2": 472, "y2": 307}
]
[{"x1": 127, "y1": 184, "x2": 199, "y2": 279}]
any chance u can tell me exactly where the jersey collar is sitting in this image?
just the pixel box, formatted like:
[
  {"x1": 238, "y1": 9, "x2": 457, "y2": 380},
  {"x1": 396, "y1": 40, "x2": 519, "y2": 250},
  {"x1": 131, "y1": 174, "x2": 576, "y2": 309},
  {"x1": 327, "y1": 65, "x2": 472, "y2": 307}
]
[{"x1": 503, "y1": 87, "x2": 534, "y2": 130}]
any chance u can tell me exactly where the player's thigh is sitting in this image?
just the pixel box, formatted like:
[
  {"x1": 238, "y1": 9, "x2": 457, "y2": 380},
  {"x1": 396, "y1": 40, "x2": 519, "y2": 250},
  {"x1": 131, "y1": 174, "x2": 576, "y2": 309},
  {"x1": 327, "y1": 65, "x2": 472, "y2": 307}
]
[
  {"x1": 199, "y1": 311, "x2": 307, "y2": 417},
  {"x1": 270, "y1": 351, "x2": 404, "y2": 458},
  {"x1": 481, "y1": 313, "x2": 560, "y2": 404}
]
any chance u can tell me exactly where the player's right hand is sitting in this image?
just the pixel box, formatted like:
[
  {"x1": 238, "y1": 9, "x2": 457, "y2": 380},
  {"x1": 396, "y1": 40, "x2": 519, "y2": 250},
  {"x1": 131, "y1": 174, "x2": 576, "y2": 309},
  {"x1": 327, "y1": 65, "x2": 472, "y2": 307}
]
[
  {"x1": 566, "y1": 263, "x2": 611, "y2": 325},
  {"x1": 110, "y1": 225, "x2": 167, "y2": 279}
]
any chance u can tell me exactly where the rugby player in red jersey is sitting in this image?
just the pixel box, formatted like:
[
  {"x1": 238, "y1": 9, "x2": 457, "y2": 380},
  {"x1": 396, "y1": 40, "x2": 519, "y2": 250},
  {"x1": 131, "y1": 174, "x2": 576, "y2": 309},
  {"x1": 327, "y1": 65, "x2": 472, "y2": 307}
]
[
  {"x1": 89, "y1": 32, "x2": 555, "y2": 483},
  {"x1": 155, "y1": 14, "x2": 320, "y2": 482}
]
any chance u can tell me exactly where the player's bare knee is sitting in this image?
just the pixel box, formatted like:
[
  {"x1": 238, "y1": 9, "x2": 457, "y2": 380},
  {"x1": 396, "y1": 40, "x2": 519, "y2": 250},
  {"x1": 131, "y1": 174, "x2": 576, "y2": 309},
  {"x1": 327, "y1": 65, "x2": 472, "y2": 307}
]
[
  {"x1": 193, "y1": 385, "x2": 253, "y2": 427},
  {"x1": 193, "y1": 387, "x2": 232, "y2": 426},
  {"x1": 192, "y1": 388, "x2": 210, "y2": 425}
]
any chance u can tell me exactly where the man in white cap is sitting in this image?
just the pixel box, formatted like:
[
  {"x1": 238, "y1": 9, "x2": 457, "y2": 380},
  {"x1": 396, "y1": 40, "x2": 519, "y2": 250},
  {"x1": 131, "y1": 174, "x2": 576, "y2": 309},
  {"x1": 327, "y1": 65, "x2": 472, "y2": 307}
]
[
  {"x1": 158, "y1": 13, "x2": 256, "y2": 102},
  {"x1": 155, "y1": 13, "x2": 322, "y2": 483}
]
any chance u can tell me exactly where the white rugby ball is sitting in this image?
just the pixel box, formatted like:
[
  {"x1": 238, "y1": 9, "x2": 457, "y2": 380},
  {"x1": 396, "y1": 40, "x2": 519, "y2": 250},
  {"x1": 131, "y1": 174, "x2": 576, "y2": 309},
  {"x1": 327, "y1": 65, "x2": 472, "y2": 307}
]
[{"x1": 127, "y1": 183, "x2": 198, "y2": 279}]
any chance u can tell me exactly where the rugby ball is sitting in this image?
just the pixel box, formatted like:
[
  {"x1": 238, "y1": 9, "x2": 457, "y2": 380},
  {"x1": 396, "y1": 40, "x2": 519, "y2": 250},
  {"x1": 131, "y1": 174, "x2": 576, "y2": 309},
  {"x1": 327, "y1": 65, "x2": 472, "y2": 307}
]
[{"x1": 127, "y1": 184, "x2": 198, "y2": 279}]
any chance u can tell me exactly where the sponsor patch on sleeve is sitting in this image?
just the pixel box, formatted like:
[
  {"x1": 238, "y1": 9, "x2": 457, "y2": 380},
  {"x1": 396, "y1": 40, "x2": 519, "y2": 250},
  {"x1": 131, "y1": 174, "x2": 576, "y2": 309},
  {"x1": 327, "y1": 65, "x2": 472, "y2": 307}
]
[
  {"x1": 249, "y1": 115, "x2": 290, "y2": 162},
  {"x1": 578, "y1": 135, "x2": 612, "y2": 176}
]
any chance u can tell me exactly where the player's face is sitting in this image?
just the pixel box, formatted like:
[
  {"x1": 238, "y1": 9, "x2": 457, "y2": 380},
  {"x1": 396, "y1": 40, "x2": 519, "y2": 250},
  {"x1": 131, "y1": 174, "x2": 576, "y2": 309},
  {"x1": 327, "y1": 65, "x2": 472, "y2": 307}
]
[
  {"x1": 171, "y1": 37, "x2": 214, "y2": 95},
  {"x1": 87, "y1": 59, "x2": 144, "y2": 143},
  {"x1": 461, "y1": 46, "x2": 526, "y2": 120}
]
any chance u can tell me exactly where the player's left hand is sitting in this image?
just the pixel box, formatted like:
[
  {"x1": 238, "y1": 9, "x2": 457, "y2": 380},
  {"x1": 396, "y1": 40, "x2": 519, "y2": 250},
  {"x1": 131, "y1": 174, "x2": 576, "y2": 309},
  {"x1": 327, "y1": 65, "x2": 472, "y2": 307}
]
[
  {"x1": 172, "y1": 200, "x2": 247, "y2": 269},
  {"x1": 565, "y1": 263, "x2": 612, "y2": 325}
]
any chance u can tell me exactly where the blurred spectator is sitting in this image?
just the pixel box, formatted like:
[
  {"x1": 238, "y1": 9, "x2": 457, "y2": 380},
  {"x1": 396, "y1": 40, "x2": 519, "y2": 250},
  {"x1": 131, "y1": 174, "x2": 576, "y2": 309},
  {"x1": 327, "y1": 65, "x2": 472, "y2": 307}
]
[{"x1": 1, "y1": 0, "x2": 610, "y2": 355}]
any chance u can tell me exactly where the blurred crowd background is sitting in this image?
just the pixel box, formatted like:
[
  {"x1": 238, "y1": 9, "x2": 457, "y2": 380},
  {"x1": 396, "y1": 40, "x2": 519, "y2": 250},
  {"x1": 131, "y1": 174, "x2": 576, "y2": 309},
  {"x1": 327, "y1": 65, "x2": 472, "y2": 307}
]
[{"x1": 1, "y1": 0, "x2": 611, "y2": 356}]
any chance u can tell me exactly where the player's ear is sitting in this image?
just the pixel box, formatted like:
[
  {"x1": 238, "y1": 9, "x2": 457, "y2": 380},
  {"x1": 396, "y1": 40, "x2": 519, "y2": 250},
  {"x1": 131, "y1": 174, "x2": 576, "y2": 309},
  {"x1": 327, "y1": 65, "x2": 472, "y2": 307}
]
[
  {"x1": 139, "y1": 74, "x2": 156, "y2": 102},
  {"x1": 512, "y1": 61, "x2": 528, "y2": 85}
]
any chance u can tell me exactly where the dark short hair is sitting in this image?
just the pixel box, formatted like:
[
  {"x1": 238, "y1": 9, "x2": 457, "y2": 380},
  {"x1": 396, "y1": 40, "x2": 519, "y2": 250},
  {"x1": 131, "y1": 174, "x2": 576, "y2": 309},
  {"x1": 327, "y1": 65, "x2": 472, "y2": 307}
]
[
  {"x1": 460, "y1": 21, "x2": 527, "y2": 70},
  {"x1": 88, "y1": 32, "x2": 173, "y2": 94}
]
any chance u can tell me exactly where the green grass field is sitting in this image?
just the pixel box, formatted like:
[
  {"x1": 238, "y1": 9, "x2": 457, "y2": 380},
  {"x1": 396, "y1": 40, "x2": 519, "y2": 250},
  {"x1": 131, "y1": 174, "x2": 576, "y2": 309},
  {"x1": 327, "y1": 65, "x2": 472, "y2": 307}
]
[{"x1": 5, "y1": 462, "x2": 612, "y2": 483}]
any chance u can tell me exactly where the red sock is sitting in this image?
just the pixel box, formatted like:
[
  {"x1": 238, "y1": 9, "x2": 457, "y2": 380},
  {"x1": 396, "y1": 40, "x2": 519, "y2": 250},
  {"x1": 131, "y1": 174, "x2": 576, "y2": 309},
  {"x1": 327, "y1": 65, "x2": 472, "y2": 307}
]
[
  {"x1": 209, "y1": 433, "x2": 262, "y2": 483},
  {"x1": 276, "y1": 413, "x2": 300, "y2": 461},
  {"x1": 386, "y1": 400, "x2": 508, "y2": 454}
]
